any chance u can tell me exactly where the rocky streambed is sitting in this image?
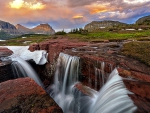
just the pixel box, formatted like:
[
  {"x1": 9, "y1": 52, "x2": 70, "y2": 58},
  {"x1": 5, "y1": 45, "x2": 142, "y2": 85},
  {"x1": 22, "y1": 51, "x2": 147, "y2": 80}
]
[{"x1": 0, "y1": 38, "x2": 150, "y2": 112}]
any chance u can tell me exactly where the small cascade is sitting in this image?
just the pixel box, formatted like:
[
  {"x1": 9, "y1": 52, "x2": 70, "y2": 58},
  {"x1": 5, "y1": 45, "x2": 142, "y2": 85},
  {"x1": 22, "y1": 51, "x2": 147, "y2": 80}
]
[
  {"x1": 11, "y1": 61, "x2": 28, "y2": 78},
  {"x1": 94, "y1": 62, "x2": 106, "y2": 90},
  {"x1": 0, "y1": 46, "x2": 46, "y2": 87},
  {"x1": 11, "y1": 57, "x2": 43, "y2": 87},
  {"x1": 90, "y1": 69, "x2": 137, "y2": 113},
  {"x1": 94, "y1": 62, "x2": 112, "y2": 90}
]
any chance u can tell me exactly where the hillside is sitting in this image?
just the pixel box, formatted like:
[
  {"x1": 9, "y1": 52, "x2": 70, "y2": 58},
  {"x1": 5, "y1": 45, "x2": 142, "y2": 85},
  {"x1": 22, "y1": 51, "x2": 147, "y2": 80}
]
[
  {"x1": 84, "y1": 20, "x2": 127, "y2": 31},
  {"x1": 136, "y1": 15, "x2": 150, "y2": 25}
]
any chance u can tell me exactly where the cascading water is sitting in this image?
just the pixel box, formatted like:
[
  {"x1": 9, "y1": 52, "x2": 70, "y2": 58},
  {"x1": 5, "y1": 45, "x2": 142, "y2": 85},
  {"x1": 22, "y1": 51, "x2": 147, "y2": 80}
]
[
  {"x1": 0, "y1": 46, "x2": 47, "y2": 87},
  {"x1": 11, "y1": 56, "x2": 43, "y2": 87},
  {"x1": 48, "y1": 52, "x2": 137, "y2": 113},
  {"x1": 90, "y1": 69, "x2": 137, "y2": 113},
  {"x1": 48, "y1": 53, "x2": 80, "y2": 113}
]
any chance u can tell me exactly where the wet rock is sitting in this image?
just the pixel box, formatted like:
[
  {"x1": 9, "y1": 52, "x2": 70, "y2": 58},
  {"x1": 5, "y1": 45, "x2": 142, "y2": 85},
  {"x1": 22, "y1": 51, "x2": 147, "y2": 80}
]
[
  {"x1": 0, "y1": 77, "x2": 63, "y2": 113},
  {"x1": 124, "y1": 79, "x2": 150, "y2": 113},
  {"x1": 0, "y1": 63, "x2": 14, "y2": 83},
  {"x1": 0, "y1": 47, "x2": 13, "y2": 57},
  {"x1": 28, "y1": 43, "x2": 40, "y2": 52}
]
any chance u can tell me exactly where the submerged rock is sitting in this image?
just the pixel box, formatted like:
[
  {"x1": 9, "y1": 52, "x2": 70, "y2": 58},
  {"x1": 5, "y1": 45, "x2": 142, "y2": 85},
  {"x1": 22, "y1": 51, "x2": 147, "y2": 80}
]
[{"x1": 0, "y1": 77, "x2": 63, "y2": 113}]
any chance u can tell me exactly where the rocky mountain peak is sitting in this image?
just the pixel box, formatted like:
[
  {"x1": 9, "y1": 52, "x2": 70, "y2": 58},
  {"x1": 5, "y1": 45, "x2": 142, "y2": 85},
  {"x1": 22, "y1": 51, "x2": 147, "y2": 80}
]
[
  {"x1": 0, "y1": 20, "x2": 20, "y2": 38},
  {"x1": 31, "y1": 23, "x2": 55, "y2": 34}
]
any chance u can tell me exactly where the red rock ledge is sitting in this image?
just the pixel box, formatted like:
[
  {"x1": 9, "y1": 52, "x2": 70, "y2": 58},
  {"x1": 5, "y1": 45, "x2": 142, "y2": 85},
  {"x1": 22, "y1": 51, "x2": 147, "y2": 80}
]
[{"x1": 0, "y1": 77, "x2": 63, "y2": 113}]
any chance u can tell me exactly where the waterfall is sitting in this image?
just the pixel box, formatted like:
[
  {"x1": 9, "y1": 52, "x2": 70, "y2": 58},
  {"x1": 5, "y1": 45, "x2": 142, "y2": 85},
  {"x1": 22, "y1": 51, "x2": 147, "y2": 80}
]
[
  {"x1": 0, "y1": 46, "x2": 46, "y2": 87},
  {"x1": 48, "y1": 52, "x2": 137, "y2": 113},
  {"x1": 89, "y1": 69, "x2": 137, "y2": 113},
  {"x1": 48, "y1": 53, "x2": 80, "y2": 113},
  {"x1": 11, "y1": 56, "x2": 43, "y2": 87}
]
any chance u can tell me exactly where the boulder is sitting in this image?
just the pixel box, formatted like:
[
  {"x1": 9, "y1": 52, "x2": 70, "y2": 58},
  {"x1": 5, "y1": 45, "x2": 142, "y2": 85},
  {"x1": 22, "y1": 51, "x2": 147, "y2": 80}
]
[{"x1": 0, "y1": 77, "x2": 63, "y2": 113}]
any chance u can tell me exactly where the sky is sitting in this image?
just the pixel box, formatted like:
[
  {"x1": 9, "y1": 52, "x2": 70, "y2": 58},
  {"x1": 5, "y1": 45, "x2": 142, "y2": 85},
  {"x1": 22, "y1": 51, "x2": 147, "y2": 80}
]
[{"x1": 0, "y1": 0, "x2": 150, "y2": 31}]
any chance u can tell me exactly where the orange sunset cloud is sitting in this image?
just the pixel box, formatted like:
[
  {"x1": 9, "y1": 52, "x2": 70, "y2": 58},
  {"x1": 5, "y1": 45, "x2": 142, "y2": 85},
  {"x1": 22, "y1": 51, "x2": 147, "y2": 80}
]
[
  {"x1": 73, "y1": 15, "x2": 84, "y2": 19},
  {"x1": 9, "y1": 0, "x2": 45, "y2": 10},
  {"x1": 85, "y1": 3, "x2": 108, "y2": 14}
]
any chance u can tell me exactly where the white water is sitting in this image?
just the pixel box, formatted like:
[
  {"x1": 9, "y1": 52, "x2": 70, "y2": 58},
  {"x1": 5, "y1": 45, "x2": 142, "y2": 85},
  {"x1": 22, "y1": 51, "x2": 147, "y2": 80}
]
[
  {"x1": 48, "y1": 53, "x2": 80, "y2": 113},
  {"x1": 90, "y1": 69, "x2": 137, "y2": 113},
  {"x1": 0, "y1": 46, "x2": 45, "y2": 87},
  {"x1": 11, "y1": 57, "x2": 43, "y2": 87},
  {"x1": 94, "y1": 62, "x2": 106, "y2": 90},
  {"x1": 48, "y1": 53, "x2": 137, "y2": 113},
  {"x1": 6, "y1": 46, "x2": 48, "y2": 65}
]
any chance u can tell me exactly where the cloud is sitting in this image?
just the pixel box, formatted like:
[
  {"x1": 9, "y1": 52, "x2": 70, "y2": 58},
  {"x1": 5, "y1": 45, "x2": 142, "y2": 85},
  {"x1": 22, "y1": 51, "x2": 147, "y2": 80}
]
[
  {"x1": 72, "y1": 15, "x2": 83, "y2": 19},
  {"x1": 9, "y1": 0, "x2": 45, "y2": 10},
  {"x1": 0, "y1": 0, "x2": 150, "y2": 29}
]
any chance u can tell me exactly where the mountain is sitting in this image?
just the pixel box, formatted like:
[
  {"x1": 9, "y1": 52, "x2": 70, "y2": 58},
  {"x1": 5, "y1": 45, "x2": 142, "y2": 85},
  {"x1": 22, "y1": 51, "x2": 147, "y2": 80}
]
[
  {"x1": 16, "y1": 23, "x2": 55, "y2": 35},
  {"x1": 16, "y1": 24, "x2": 32, "y2": 34},
  {"x1": 84, "y1": 20, "x2": 127, "y2": 31},
  {"x1": 136, "y1": 15, "x2": 150, "y2": 25},
  {"x1": 31, "y1": 24, "x2": 55, "y2": 34},
  {"x1": 0, "y1": 20, "x2": 21, "y2": 39}
]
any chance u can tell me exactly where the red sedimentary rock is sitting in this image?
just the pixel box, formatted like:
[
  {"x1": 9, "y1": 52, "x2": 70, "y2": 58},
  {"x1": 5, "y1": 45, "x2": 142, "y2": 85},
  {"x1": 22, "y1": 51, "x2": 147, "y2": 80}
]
[
  {"x1": 0, "y1": 77, "x2": 63, "y2": 113},
  {"x1": 0, "y1": 47, "x2": 13, "y2": 57}
]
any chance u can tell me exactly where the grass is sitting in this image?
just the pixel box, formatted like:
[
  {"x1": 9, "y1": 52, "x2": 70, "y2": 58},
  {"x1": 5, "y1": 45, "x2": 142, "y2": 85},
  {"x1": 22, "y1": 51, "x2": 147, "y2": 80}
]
[
  {"x1": 1, "y1": 30, "x2": 150, "y2": 46},
  {"x1": 67, "y1": 30, "x2": 150, "y2": 42},
  {"x1": 121, "y1": 42, "x2": 150, "y2": 66}
]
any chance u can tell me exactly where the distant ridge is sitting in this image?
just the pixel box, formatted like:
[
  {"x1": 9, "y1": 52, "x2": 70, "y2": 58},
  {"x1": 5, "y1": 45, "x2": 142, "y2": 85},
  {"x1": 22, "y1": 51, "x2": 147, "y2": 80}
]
[
  {"x1": 84, "y1": 20, "x2": 127, "y2": 31},
  {"x1": 136, "y1": 15, "x2": 150, "y2": 25}
]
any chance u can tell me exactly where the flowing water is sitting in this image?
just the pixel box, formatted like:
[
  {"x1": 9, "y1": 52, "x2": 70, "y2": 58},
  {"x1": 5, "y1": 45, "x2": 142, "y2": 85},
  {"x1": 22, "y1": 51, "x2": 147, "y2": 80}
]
[
  {"x1": 11, "y1": 56, "x2": 43, "y2": 87},
  {"x1": 1, "y1": 46, "x2": 137, "y2": 113},
  {"x1": 0, "y1": 46, "x2": 45, "y2": 87},
  {"x1": 47, "y1": 52, "x2": 137, "y2": 113},
  {"x1": 90, "y1": 69, "x2": 137, "y2": 113},
  {"x1": 47, "y1": 53, "x2": 80, "y2": 113}
]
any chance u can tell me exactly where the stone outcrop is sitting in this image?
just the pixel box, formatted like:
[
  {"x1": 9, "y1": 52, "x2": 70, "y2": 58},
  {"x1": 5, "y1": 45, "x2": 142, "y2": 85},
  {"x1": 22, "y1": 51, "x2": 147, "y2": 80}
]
[
  {"x1": 29, "y1": 38, "x2": 150, "y2": 112},
  {"x1": 136, "y1": 15, "x2": 150, "y2": 25},
  {"x1": 0, "y1": 77, "x2": 63, "y2": 113},
  {"x1": 0, "y1": 47, "x2": 14, "y2": 83},
  {"x1": 84, "y1": 20, "x2": 127, "y2": 31}
]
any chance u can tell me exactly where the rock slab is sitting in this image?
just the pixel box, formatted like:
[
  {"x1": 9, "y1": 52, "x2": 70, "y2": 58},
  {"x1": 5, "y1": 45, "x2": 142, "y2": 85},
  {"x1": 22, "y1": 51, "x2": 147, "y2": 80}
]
[{"x1": 0, "y1": 77, "x2": 63, "y2": 113}]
